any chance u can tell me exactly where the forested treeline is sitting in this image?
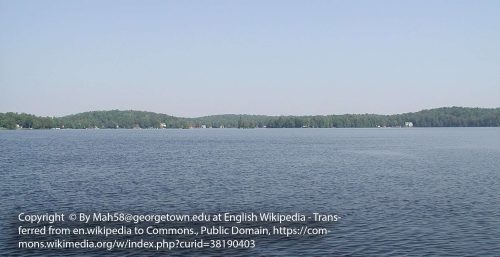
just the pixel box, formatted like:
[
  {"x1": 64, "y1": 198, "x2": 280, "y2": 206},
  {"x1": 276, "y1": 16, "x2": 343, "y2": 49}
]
[
  {"x1": 60, "y1": 110, "x2": 186, "y2": 129},
  {"x1": 1, "y1": 107, "x2": 499, "y2": 129}
]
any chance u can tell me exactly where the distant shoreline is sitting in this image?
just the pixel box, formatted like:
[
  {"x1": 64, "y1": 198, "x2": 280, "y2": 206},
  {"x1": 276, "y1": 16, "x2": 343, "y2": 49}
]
[
  {"x1": 1, "y1": 106, "x2": 499, "y2": 129},
  {"x1": 3, "y1": 127, "x2": 500, "y2": 132}
]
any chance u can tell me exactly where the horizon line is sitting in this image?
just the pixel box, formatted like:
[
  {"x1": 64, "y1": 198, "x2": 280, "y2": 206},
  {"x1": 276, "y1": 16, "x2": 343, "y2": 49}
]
[{"x1": 1, "y1": 106, "x2": 499, "y2": 118}]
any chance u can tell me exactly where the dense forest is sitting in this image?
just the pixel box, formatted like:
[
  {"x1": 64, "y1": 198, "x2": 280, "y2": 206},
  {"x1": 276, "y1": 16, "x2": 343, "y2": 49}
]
[{"x1": 1, "y1": 107, "x2": 500, "y2": 129}]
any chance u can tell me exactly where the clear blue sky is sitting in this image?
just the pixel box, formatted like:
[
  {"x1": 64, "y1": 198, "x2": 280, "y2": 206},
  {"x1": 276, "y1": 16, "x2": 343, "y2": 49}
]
[{"x1": 1, "y1": 0, "x2": 499, "y2": 117}]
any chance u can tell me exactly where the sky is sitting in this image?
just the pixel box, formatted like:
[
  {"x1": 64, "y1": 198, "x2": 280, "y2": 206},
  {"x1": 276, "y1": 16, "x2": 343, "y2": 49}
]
[{"x1": 1, "y1": 0, "x2": 499, "y2": 117}]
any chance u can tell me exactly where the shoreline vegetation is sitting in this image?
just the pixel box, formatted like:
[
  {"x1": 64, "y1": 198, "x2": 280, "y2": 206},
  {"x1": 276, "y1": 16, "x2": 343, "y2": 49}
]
[{"x1": 1, "y1": 107, "x2": 499, "y2": 130}]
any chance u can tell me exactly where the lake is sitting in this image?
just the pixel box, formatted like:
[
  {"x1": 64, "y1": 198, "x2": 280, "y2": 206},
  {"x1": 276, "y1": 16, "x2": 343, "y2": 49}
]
[{"x1": 1, "y1": 128, "x2": 499, "y2": 256}]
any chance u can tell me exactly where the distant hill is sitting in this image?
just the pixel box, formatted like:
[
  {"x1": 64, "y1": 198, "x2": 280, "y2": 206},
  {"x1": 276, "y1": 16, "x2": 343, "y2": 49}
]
[
  {"x1": 60, "y1": 110, "x2": 185, "y2": 129},
  {"x1": 1, "y1": 107, "x2": 499, "y2": 129}
]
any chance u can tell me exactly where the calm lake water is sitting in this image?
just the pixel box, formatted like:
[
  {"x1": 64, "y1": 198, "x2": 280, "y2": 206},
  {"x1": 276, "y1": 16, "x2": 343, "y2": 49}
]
[{"x1": 1, "y1": 128, "x2": 499, "y2": 256}]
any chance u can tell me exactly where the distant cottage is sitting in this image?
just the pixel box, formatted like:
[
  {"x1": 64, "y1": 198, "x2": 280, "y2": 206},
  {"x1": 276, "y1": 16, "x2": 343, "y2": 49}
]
[{"x1": 405, "y1": 122, "x2": 414, "y2": 127}]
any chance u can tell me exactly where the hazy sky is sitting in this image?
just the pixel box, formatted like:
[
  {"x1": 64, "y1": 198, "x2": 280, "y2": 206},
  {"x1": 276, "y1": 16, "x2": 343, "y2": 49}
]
[{"x1": 1, "y1": 0, "x2": 499, "y2": 117}]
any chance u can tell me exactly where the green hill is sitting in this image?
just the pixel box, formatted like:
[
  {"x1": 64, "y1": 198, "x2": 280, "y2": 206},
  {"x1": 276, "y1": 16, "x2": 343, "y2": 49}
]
[{"x1": 1, "y1": 107, "x2": 499, "y2": 129}]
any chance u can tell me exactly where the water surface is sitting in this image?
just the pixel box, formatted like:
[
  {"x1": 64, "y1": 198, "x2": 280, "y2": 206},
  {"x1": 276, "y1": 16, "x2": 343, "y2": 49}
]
[{"x1": 1, "y1": 128, "x2": 499, "y2": 256}]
